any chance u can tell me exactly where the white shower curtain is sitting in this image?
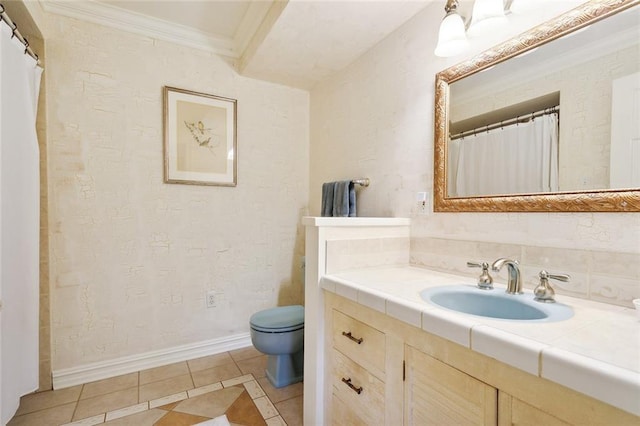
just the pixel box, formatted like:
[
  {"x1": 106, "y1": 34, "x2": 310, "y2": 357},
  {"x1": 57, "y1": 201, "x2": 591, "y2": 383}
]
[
  {"x1": 453, "y1": 113, "x2": 559, "y2": 197},
  {"x1": 0, "y1": 21, "x2": 43, "y2": 424}
]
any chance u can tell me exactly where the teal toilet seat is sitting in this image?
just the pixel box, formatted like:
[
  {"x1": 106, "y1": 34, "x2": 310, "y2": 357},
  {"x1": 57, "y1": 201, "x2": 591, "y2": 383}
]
[{"x1": 250, "y1": 305, "x2": 304, "y2": 333}]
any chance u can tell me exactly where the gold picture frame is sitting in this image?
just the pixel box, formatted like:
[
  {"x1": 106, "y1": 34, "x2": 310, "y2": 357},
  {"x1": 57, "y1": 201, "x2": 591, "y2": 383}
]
[{"x1": 163, "y1": 86, "x2": 237, "y2": 186}]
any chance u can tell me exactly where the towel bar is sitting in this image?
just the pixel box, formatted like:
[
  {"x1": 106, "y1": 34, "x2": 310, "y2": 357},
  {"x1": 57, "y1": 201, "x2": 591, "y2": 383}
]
[{"x1": 351, "y1": 178, "x2": 370, "y2": 187}]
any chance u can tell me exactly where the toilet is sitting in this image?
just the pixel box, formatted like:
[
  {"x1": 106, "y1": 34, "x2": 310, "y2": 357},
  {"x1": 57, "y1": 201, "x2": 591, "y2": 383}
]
[{"x1": 250, "y1": 305, "x2": 304, "y2": 388}]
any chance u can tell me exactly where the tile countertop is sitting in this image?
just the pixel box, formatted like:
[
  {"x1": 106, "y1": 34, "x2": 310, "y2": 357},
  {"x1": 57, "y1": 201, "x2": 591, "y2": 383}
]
[{"x1": 320, "y1": 266, "x2": 640, "y2": 417}]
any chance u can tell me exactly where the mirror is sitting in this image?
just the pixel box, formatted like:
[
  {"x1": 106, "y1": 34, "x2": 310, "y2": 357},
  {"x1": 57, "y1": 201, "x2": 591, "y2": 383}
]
[{"x1": 434, "y1": 0, "x2": 640, "y2": 212}]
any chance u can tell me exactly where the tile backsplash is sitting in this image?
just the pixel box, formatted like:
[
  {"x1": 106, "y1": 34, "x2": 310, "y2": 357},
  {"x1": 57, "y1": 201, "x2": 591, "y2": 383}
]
[
  {"x1": 411, "y1": 237, "x2": 640, "y2": 308},
  {"x1": 325, "y1": 237, "x2": 410, "y2": 275},
  {"x1": 325, "y1": 235, "x2": 639, "y2": 308}
]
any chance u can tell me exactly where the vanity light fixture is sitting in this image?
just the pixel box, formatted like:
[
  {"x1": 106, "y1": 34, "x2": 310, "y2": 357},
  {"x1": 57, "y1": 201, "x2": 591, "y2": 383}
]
[
  {"x1": 467, "y1": 0, "x2": 508, "y2": 36},
  {"x1": 434, "y1": 0, "x2": 509, "y2": 58},
  {"x1": 434, "y1": 0, "x2": 469, "y2": 58}
]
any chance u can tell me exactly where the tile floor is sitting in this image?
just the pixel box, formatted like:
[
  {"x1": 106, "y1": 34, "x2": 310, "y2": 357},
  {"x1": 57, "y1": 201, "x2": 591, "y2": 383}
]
[{"x1": 8, "y1": 346, "x2": 303, "y2": 426}]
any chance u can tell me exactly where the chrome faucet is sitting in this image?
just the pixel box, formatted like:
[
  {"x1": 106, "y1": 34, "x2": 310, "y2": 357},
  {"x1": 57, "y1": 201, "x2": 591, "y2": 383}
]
[
  {"x1": 534, "y1": 270, "x2": 570, "y2": 303},
  {"x1": 491, "y1": 258, "x2": 522, "y2": 294},
  {"x1": 467, "y1": 261, "x2": 493, "y2": 290}
]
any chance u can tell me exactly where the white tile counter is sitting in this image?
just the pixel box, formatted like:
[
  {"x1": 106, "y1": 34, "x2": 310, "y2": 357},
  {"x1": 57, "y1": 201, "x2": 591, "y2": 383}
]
[{"x1": 321, "y1": 266, "x2": 640, "y2": 416}]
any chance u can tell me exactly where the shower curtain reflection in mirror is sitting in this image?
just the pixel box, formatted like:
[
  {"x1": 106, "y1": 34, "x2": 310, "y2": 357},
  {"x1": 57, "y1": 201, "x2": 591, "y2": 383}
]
[{"x1": 448, "y1": 113, "x2": 559, "y2": 197}]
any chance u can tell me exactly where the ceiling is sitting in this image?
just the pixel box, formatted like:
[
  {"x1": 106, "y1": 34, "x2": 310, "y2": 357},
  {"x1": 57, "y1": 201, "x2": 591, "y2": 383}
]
[
  {"x1": 41, "y1": 0, "x2": 433, "y2": 89},
  {"x1": 101, "y1": 1, "x2": 252, "y2": 39}
]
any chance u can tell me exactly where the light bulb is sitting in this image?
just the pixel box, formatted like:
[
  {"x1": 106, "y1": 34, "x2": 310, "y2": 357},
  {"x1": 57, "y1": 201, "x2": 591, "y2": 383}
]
[
  {"x1": 468, "y1": 0, "x2": 507, "y2": 37},
  {"x1": 434, "y1": 12, "x2": 469, "y2": 57}
]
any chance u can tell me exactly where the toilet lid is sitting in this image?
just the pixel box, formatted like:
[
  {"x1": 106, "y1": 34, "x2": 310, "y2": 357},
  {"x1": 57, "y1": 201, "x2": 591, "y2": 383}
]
[{"x1": 250, "y1": 305, "x2": 304, "y2": 332}]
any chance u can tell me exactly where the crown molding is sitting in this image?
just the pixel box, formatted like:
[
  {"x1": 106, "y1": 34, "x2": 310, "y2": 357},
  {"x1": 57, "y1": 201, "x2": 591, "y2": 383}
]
[{"x1": 40, "y1": 0, "x2": 243, "y2": 57}]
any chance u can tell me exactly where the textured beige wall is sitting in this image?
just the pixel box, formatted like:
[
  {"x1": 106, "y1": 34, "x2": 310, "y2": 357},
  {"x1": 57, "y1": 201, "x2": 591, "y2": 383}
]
[
  {"x1": 45, "y1": 15, "x2": 309, "y2": 371},
  {"x1": 310, "y1": 3, "x2": 640, "y2": 298}
]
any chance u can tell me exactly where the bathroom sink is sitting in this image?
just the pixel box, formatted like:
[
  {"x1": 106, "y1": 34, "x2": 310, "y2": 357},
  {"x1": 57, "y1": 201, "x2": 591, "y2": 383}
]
[{"x1": 420, "y1": 285, "x2": 573, "y2": 322}]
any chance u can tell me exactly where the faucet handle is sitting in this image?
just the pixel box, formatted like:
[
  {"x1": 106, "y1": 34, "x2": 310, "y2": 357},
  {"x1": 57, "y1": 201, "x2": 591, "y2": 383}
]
[
  {"x1": 467, "y1": 261, "x2": 493, "y2": 290},
  {"x1": 544, "y1": 271, "x2": 570, "y2": 282},
  {"x1": 534, "y1": 270, "x2": 570, "y2": 303}
]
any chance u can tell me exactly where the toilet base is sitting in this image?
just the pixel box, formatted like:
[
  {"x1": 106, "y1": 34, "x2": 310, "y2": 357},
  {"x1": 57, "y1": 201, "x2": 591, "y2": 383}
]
[{"x1": 265, "y1": 349, "x2": 304, "y2": 388}]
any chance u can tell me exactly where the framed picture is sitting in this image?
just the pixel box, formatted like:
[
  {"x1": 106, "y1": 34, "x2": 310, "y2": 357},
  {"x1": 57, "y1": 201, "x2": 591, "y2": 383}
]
[{"x1": 163, "y1": 86, "x2": 237, "y2": 186}]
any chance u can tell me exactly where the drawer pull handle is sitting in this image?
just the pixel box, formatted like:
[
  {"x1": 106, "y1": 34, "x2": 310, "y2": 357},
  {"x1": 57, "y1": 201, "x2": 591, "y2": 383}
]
[
  {"x1": 341, "y1": 377, "x2": 363, "y2": 395},
  {"x1": 342, "y1": 331, "x2": 363, "y2": 344}
]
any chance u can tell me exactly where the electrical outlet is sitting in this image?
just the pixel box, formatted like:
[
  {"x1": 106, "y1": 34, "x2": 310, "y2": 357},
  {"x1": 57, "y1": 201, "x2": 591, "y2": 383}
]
[
  {"x1": 206, "y1": 290, "x2": 216, "y2": 308},
  {"x1": 416, "y1": 191, "x2": 429, "y2": 215}
]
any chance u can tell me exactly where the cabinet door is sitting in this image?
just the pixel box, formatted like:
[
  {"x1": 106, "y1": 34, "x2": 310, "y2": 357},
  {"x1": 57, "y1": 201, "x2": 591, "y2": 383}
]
[
  {"x1": 404, "y1": 345, "x2": 497, "y2": 426},
  {"x1": 498, "y1": 392, "x2": 571, "y2": 426}
]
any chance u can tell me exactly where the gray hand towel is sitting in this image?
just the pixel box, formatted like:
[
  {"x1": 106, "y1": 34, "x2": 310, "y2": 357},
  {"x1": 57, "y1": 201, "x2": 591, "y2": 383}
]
[
  {"x1": 332, "y1": 181, "x2": 355, "y2": 217},
  {"x1": 321, "y1": 182, "x2": 335, "y2": 217},
  {"x1": 348, "y1": 181, "x2": 356, "y2": 217}
]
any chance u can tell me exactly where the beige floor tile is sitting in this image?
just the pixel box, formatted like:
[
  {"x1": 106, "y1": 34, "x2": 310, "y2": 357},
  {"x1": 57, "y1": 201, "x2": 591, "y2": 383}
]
[
  {"x1": 222, "y1": 374, "x2": 254, "y2": 388},
  {"x1": 253, "y1": 396, "x2": 279, "y2": 419},
  {"x1": 229, "y1": 346, "x2": 263, "y2": 362},
  {"x1": 265, "y1": 416, "x2": 287, "y2": 426},
  {"x1": 149, "y1": 391, "x2": 188, "y2": 409},
  {"x1": 235, "y1": 355, "x2": 268, "y2": 379},
  {"x1": 139, "y1": 362, "x2": 189, "y2": 385},
  {"x1": 12, "y1": 356, "x2": 296, "y2": 426},
  {"x1": 173, "y1": 386, "x2": 244, "y2": 418},
  {"x1": 81, "y1": 373, "x2": 138, "y2": 399},
  {"x1": 154, "y1": 410, "x2": 211, "y2": 426},
  {"x1": 187, "y1": 382, "x2": 223, "y2": 398},
  {"x1": 192, "y1": 363, "x2": 242, "y2": 388},
  {"x1": 15, "y1": 385, "x2": 82, "y2": 416},
  {"x1": 105, "y1": 402, "x2": 149, "y2": 421},
  {"x1": 103, "y1": 408, "x2": 166, "y2": 425},
  {"x1": 187, "y1": 352, "x2": 235, "y2": 373},
  {"x1": 275, "y1": 395, "x2": 303, "y2": 426},
  {"x1": 62, "y1": 413, "x2": 106, "y2": 426},
  {"x1": 73, "y1": 387, "x2": 138, "y2": 421},
  {"x1": 8, "y1": 402, "x2": 76, "y2": 426},
  {"x1": 257, "y1": 377, "x2": 303, "y2": 404},
  {"x1": 243, "y1": 380, "x2": 266, "y2": 399},
  {"x1": 156, "y1": 401, "x2": 180, "y2": 411},
  {"x1": 139, "y1": 373, "x2": 193, "y2": 402}
]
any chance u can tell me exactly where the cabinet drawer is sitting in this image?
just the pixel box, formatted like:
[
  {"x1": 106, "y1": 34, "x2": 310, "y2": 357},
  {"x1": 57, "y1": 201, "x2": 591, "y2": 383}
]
[
  {"x1": 331, "y1": 394, "x2": 368, "y2": 426},
  {"x1": 332, "y1": 349, "x2": 384, "y2": 425},
  {"x1": 333, "y1": 309, "x2": 386, "y2": 378}
]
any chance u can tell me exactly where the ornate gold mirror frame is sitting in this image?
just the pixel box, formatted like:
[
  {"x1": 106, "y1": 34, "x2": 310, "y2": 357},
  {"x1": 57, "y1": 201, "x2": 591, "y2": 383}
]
[{"x1": 434, "y1": 0, "x2": 640, "y2": 212}]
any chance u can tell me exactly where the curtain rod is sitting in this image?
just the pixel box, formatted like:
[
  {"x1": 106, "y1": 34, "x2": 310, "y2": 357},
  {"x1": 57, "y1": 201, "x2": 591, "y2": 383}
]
[
  {"x1": 450, "y1": 106, "x2": 559, "y2": 141},
  {"x1": 0, "y1": 3, "x2": 39, "y2": 63}
]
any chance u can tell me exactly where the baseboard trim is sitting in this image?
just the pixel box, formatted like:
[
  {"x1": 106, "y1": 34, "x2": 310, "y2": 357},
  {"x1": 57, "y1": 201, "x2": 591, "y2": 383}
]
[{"x1": 52, "y1": 333, "x2": 252, "y2": 389}]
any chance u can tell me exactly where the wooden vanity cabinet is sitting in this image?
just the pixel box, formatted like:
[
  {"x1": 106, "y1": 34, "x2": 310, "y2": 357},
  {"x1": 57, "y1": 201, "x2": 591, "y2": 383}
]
[
  {"x1": 404, "y1": 344, "x2": 497, "y2": 425},
  {"x1": 324, "y1": 292, "x2": 639, "y2": 426},
  {"x1": 498, "y1": 393, "x2": 571, "y2": 426}
]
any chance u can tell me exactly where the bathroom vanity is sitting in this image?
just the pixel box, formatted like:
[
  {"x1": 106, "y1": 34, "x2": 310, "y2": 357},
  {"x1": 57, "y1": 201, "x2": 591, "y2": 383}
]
[
  {"x1": 303, "y1": 217, "x2": 640, "y2": 425},
  {"x1": 323, "y1": 278, "x2": 638, "y2": 425}
]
